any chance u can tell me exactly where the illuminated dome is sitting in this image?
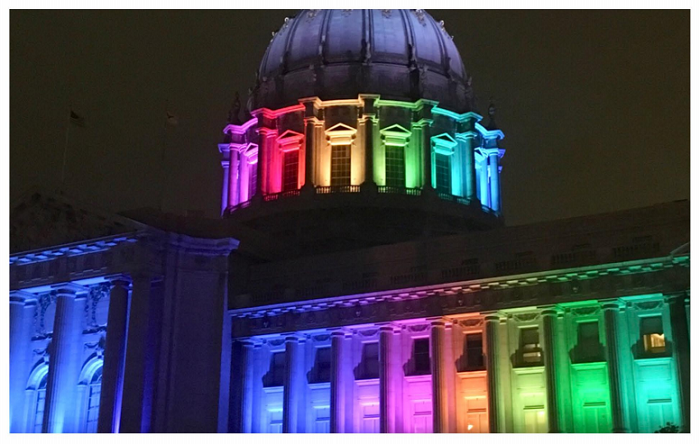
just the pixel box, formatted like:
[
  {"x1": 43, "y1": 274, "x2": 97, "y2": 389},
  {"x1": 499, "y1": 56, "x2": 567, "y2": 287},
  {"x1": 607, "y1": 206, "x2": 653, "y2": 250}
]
[{"x1": 253, "y1": 9, "x2": 473, "y2": 112}]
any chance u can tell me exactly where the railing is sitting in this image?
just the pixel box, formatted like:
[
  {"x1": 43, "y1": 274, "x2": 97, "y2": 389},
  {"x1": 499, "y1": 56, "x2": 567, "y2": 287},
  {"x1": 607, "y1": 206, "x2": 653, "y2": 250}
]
[
  {"x1": 315, "y1": 185, "x2": 361, "y2": 194},
  {"x1": 263, "y1": 190, "x2": 301, "y2": 201},
  {"x1": 377, "y1": 186, "x2": 422, "y2": 196}
]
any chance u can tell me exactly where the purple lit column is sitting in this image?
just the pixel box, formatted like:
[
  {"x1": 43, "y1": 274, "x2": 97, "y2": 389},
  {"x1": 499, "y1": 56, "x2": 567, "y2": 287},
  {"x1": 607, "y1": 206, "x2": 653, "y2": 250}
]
[
  {"x1": 330, "y1": 331, "x2": 346, "y2": 433},
  {"x1": 229, "y1": 150, "x2": 240, "y2": 207},
  {"x1": 43, "y1": 287, "x2": 83, "y2": 433},
  {"x1": 379, "y1": 325, "x2": 396, "y2": 433},
  {"x1": 431, "y1": 320, "x2": 448, "y2": 433},
  {"x1": 485, "y1": 314, "x2": 501, "y2": 433},
  {"x1": 221, "y1": 159, "x2": 229, "y2": 214},
  {"x1": 541, "y1": 309, "x2": 560, "y2": 433},
  {"x1": 98, "y1": 279, "x2": 131, "y2": 433},
  {"x1": 283, "y1": 335, "x2": 302, "y2": 433},
  {"x1": 602, "y1": 302, "x2": 629, "y2": 433}
]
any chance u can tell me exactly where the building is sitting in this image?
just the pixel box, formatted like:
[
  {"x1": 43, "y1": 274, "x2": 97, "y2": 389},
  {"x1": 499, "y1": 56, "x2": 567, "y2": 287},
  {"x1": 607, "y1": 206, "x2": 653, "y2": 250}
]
[{"x1": 9, "y1": 9, "x2": 690, "y2": 434}]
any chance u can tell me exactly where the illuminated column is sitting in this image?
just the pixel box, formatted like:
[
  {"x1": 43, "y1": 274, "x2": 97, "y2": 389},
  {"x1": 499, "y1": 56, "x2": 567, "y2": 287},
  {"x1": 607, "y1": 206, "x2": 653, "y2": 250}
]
[
  {"x1": 541, "y1": 309, "x2": 560, "y2": 433},
  {"x1": 238, "y1": 341, "x2": 255, "y2": 433},
  {"x1": 478, "y1": 157, "x2": 490, "y2": 207},
  {"x1": 602, "y1": 302, "x2": 629, "y2": 433},
  {"x1": 667, "y1": 294, "x2": 690, "y2": 432},
  {"x1": 431, "y1": 320, "x2": 448, "y2": 433},
  {"x1": 330, "y1": 331, "x2": 346, "y2": 433},
  {"x1": 229, "y1": 150, "x2": 240, "y2": 207},
  {"x1": 379, "y1": 325, "x2": 396, "y2": 433},
  {"x1": 251, "y1": 344, "x2": 263, "y2": 433},
  {"x1": 44, "y1": 287, "x2": 83, "y2": 433},
  {"x1": 220, "y1": 159, "x2": 229, "y2": 214},
  {"x1": 98, "y1": 279, "x2": 131, "y2": 433},
  {"x1": 303, "y1": 118, "x2": 315, "y2": 190},
  {"x1": 458, "y1": 133, "x2": 477, "y2": 202},
  {"x1": 485, "y1": 314, "x2": 501, "y2": 433},
  {"x1": 283, "y1": 335, "x2": 302, "y2": 433},
  {"x1": 420, "y1": 121, "x2": 433, "y2": 190},
  {"x1": 488, "y1": 150, "x2": 500, "y2": 212},
  {"x1": 363, "y1": 117, "x2": 376, "y2": 188},
  {"x1": 9, "y1": 291, "x2": 36, "y2": 433}
]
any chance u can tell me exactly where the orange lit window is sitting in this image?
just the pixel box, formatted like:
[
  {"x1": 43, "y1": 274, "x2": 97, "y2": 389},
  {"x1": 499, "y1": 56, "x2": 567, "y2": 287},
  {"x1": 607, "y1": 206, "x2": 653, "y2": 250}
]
[{"x1": 641, "y1": 316, "x2": 666, "y2": 354}]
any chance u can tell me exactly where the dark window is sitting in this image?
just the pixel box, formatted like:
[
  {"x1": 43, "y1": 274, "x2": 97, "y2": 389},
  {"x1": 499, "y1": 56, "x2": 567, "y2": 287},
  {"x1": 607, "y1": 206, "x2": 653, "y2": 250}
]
[
  {"x1": 385, "y1": 145, "x2": 406, "y2": 188},
  {"x1": 359, "y1": 342, "x2": 379, "y2": 379},
  {"x1": 641, "y1": 316, "x2": 666, "y2": 354},
  {"x1": 85, "y1": 366, "x2": 103, "y2": 433},
  {"x1": 435, "y1": 153, "x2": 451, "y2": 194},
  {"x1": 283, "y1": 150, "x2": 299, "y2": 192},
  {"x1": 249, "y1": 162, "x2": 257, "y2": 197},
  {"x1": 312, "y1": 347, "x2": 331, "y2": 383},
  {"x1": 34, "y1": 373, "x2": 48, "y2": 433},
  {"x1": 412, "y1": 338, "x2": 431, "y2": 375},
  {"x1": 520, "y1": 327, "x2": 542, "y2": 365},
  {"x1": 575, "y1": 321, "x2": 602, "y2": 362},
  {"x1": 465, "y1": 333, "x2": 484, "y2": 371},
  {"x1": 269, "y1": 352, "x2": 285, "y2": 386},
  {"x1": 331, "y1": 144, "x2": 351, "y2": 187}
]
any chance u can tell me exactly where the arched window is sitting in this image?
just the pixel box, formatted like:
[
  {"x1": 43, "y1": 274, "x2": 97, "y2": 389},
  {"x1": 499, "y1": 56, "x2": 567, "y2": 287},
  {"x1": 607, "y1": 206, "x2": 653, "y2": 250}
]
[
  {"x1": 84, "y1": 365, "x2": 103, "y2": 433},
  {"x1": 26, "y1": 364, "x2": 49, "y2": 433},
  {"x1": 33, "y1": 373, "x2": 48, "y2": 433}
]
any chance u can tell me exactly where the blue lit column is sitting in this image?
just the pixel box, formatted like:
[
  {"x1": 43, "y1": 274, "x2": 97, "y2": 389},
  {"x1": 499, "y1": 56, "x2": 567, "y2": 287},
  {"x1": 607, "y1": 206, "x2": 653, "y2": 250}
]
[
  {"x1": 431, "y1": 320, "x2": 448, "y2": 433},
  {"x1": 283, "y1": 335, "x2": 302, "y2": 433},
  {"x1": 603, "y1": 302, "x2": 629, "y2": 433},
  {"x1": 9, "y1": 291, "x2": 36, "y2": 433},
  {"x1": 97, "y1": 279, "x2": 131, "y2": 433},
  {"x1": 330, "y1": 330, "x2": 346, "y2": 433},
  {"x1": 239, "y1": 341, "x2": 255, "y2": 433},
  {"x1": 542, "y1": 309, "x2": 561, "y2": 432},
  {"x1": 43, "y1": 286, "x2": 84, "y2": 433},
  {"x1": 487, "y1": 150, "x2": 500, "y2": 213}
]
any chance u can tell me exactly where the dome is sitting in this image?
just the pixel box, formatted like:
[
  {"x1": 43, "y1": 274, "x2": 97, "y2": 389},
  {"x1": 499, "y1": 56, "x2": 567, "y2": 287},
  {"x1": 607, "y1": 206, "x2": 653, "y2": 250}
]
[{"x1": 253, "y1": 9, "x2": 474, "y2": 112}]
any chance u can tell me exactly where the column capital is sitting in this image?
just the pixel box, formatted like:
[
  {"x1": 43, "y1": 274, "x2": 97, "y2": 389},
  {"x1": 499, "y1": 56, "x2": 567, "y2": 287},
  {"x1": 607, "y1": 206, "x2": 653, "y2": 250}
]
[
  {"x1": 541, "y1": 308, "x2": 561, "y2": 317},
  {"x1": 330, "y1": 329, "x2": 348, "y2": 338},
  {"x1": 602, "y1": 300, "x2": 624, "y2": 311},
  {"x1": 109, "y1": 276, "x2": 132, "y2": 288},
  {"x1": 484, "y1": 313, "x2": 502, "y2": 323},
  {"x1": 10, "y1": 290, "x2": 37, "y2": 305},
  {"x1": 284, "y1": 335, "x2": 300, "y2": 343},
  {"x1": 430, "y1": 319, "x2": 447, "y2": 328}
]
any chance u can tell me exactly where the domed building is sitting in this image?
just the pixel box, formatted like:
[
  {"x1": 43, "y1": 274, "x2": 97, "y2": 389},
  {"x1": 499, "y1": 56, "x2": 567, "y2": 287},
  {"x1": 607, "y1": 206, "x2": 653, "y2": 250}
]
[{"x1": 9, "y1": 9, "x2": 690, "y2": 435}]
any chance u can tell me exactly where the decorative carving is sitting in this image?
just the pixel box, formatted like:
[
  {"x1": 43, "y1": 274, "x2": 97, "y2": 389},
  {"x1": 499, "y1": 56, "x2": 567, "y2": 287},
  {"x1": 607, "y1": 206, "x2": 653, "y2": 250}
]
[
  {"x1": 408, "y1": 324, "x2": 429, "y2": 332},
  {"x1": 358, "y1": 329, "x2": 379, "y2": 337},
  {"x1": 307, "y1": 10, "x2": 319, "y2": 20},
  {"x1": 634, "y1": 300, "x2": 664, "y2": 311},
  {"x1": 85, "y1": 335, "x2": 106, "y2": 358},
  {"x1": 459, "y1": 318, "x2": 484, "y2": 328},
  {"x1": 513, "y1": 312, "x2": 540, "y2": 323},
  {"x1": 571, "y1": 306, "x2": 600, "y2": 317},
  {"x1": 382, "y1": 9, "x2": 391, "y2": 18},
  {"x1": 86, "y1": 284, "x2": 109, "y2": 328},
  {"x1": 313, "y1": 334, "x2": 330, "y2": 343},
  {"x1": 268, "y1": 338, "x2": 285, "y2": 347},
  {"x1": 413, "y1": 9, "x2": 427, "y2": 26}
]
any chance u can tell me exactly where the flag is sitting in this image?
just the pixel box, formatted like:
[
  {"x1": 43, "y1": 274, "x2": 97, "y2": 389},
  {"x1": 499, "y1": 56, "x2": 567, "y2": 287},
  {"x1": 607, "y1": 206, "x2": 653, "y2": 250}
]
[
  {"x1": 70, "y1": 109, "x2": 85, "y2": 127},
  {"x1": 166, "y1": 111, "x2": 179, "y2": 126}
]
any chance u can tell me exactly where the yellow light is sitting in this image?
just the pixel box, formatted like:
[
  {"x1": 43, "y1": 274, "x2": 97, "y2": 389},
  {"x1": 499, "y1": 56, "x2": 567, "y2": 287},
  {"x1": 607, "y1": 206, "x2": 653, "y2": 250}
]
[
  {"x1": 467, "y1": 424, "x2": 474, "y2": 431},
  {"x1": 538, "y1": 411, "x2": 545, "y2": 417}
]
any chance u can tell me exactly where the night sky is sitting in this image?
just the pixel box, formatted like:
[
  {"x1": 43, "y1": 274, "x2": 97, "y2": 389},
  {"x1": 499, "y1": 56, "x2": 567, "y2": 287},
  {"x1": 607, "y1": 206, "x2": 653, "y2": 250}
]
[{"x1": 10, "y1": 9, "x2": 689, "y2": 226}]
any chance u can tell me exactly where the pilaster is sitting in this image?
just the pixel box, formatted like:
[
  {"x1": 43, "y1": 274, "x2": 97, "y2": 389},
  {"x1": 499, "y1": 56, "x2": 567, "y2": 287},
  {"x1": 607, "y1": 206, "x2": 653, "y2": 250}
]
[{"x1": 602, "y1": 301, "x2": 629, "y2": 433}]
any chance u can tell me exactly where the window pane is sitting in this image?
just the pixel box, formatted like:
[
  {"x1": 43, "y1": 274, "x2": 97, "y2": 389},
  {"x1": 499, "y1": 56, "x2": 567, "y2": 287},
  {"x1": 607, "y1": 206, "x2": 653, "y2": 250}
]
[
  {"x1": 249, "y1": 162, "x2": 257, "y2": 197},
  {"x1": 331, "y1": 145, "x2": 351, "y2": 187},
  {"x1": 466, "y1": 333, "x2": 484, "y2": 370},
  {"x1": 435, "y1": 153, "x2": 451, "y2": 194},
  {"x1": 360, "y1": 342, "x2": 379, "y2": 379},
  {"x1": 412, "y1": 338, "x2": 431, "y2": 375},
  {"x1": 641, "y1": 316, "x2": 666, "y2": 353},
  {"x1": 521, "y1": 327, "x2": 542, "y2": 364},
  {"x1": 283, "y1": 151, "x2": 299, "y2": 192},
  {"x1": 385, "y1": 145, "x2": 406, "y2": 188}
]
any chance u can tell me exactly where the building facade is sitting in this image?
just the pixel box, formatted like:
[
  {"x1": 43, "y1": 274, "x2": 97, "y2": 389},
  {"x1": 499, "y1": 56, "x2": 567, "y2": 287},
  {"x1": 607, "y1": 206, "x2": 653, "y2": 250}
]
[{"x1": 9, "y1": 9, "x2": 690, "y2": 434}]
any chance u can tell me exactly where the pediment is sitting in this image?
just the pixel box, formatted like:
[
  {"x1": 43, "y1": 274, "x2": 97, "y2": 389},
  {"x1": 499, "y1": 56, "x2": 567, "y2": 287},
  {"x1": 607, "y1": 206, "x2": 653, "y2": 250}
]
[
  {"x1": 10, "y1": 188, "x2": 145, "y2": 254},
  {"x1": 379, "y1": 124, "x2": 412, "y2": 137},
  {"x1": 276, "y1": 129, "x2": 304, "y2": 144},
  {"x1": 432, "y1": 133, "x2": 458, "y2": 145},
  {"x1": 325, "y1": 122, "x2": 357, "y2": 134}
]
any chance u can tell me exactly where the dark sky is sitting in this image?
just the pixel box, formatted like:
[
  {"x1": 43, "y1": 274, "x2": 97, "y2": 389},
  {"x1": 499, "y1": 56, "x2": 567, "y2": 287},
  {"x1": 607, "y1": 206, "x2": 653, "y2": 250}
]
[{"x1": 11, "y1": 9, "x2": 689, "y2": 226}]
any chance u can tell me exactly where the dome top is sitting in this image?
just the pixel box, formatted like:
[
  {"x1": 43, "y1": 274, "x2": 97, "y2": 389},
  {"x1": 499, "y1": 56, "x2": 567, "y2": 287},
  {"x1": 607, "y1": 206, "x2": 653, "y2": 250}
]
[{"x1": 253, "y1": 9, "x2": 474, "y2": 112}]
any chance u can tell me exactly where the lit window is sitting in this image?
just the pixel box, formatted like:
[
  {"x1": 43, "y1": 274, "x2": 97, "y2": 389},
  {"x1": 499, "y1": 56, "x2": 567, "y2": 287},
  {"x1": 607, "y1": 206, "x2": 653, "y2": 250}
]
[
  {"x1": 85, "y1": 366, "x2": 103, "y2": 433},
  {"x1": 641, "y1": 316, "x2": 666, "y2": 354},
  {"x1": 331, "y1": 144, "x2": 351, "y2": 187},
  {"x1": 385, "y1": 145, "x2": 406, "y2": 188},
  {"x1": 411, "y1": 338, "x2": 431, "y2": 375},
  {"x1": 520, "y1": 327, "x2": 542, "y2": 364},
  {"x1": 359, "y1": 342, "x2": 379, "y2": 379},
  {"x1": 435, "y1": 153, "x2": 451, "y2": 194},
  {"x1": 282, "y1": 151, "x2": 299, "y2": 192},
  {"x1": 33, "y1": 372, "x2": 48, "y2": 433}
]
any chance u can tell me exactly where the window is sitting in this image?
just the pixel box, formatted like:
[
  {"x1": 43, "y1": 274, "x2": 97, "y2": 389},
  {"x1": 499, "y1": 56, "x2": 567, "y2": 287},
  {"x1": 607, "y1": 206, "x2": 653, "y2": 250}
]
[
  {"x1": 576, "y1": 321, "x2": 601, "y2": 362},
  {"x1": 411, "y1": 338, "x2": 431, "y2": 375},
  {"x1": 33, "y1": 372, "x2": 48, "y2": 433},
  {"x1": 385, "y1": 145, "x2": 406, "y2": 188},
  {"x1": 359, "y1": 342, "x2": 379, "y2": 379},
  {"x1": 331, "y1": 144, "x2": 351, "y2": 187},
  {"x1": 267, "y1": 352, "x2": 285, "y2": 387},
  {"x1": 282, "y1": 151, "x2": 299, "y2": 192},
  {"x1": 520, "y1": 327, "x2": 542, "y2": 365},
  {"x1": 641, "y1": 316, "x2": 666, "y2": 354},
  {"x1": 464, "y1": 333, "x2": 485, "y2": 371},
  {"x1": 312, "y1": 347, "x2": 331, "y2": 383},
  {"x1": 85, "y1": 366, "x2": 103, "y2": 433},
  {"x1": 435, "y1": 153, "x2": 451, "y2": 194},
  {"x1": 248, "y1": 162, "x2": 257, "y2": 197}
]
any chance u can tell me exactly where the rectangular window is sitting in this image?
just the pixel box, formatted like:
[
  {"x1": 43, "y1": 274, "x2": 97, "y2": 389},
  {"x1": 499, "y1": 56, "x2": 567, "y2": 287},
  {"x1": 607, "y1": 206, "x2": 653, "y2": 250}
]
[
  {"x1": 465, "y1": 333, "x2": 485, "y2": 371},
  {"x1": 248, "y1": 162, "x2": 257, "y2": 197},
  {"x1": 576, "y1": 321, "x2": 602, "y2": 362},
  {"x1": 34, "y1": 390, "x2": 46, "y2": 433},
  {"x1": 331, "y1": 144, "x2": 351, "y2": 187},
  {"x1": 359, "y1": 342, "x2": 379, "y2": 379},
  {"x1": 313, "y1": 347, "x2": 331, "y2": 383},
  {"x1": 641, "y1": 316, "x2": 666, "y2": 354},
  {"x1": 435, "y1": 153, "x2": 451, "y2": 194},
  {"x1": 283, "y1": 150, "x2": 299, "y2": 192},
  {"x1": 269, "y1": 352, "x2": 285, "y2": 387},
  {"x1": 385, "y1": 145, "x2": 406, "y2": 188},
  {"x1": 520, "y1": 327, "x2": 542, "y2": 364},
  {"x1": 412, "y1": 338, "x2": 431, "y2": 375}
]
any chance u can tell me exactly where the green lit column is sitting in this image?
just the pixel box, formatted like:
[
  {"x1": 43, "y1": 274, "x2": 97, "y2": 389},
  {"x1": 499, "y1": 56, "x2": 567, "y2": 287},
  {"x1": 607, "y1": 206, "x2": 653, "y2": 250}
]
[
  {"x1": 419, "y1": 120, "x2": 433, "y2": 192},
  {"x1": 485, "y1": 314, "x2": 501, "y2": 433},
  {"x1": 542, "y1": 309, "x2": 561, "y2": 433},
  {"x1": 602, "y1": 302, "x2": 629, "y2": 433},
  {"x1": 667, "y1": 293, "x2": 690, "y2": 432},
  {"x1": 457, "y1": 131, "x2": 478, "y2": 202}
]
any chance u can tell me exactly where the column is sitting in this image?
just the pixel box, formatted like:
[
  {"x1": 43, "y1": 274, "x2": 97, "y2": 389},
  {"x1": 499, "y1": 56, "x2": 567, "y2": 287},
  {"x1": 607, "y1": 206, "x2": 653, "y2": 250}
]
[
  {"x1": 283, "y1": 335, "x2": 302, "y2": 433},
  {"x1": 9, "y1": 292, "x2": 36, "y2": 433},
  {"x1": 458, "y1": 134, "x2": 477, "y2": 202},
  {"x1": 431, "y1": 320, "x2": 448, "y2": 433},
  {"x1": 43, "y1": 287, "x2": 83, "y2": 433},
  {"x1": 239, "y1": 341, "x2": 255, "y2": 433},
  {"x1": 421, "y1": 121, "x2": 433, "y2": 190},
  {"x1": 379, "y1": 325, "x2": 396, "y2": 433},
  {"x1": 220, "y1": 160, "x2": 229, "y2": 214},
  {"x1": 667, "y1": 294, "x2": 690, "y2": 432},
  {"x1": 251, "y1": 344, "x2": 263, "y2": 433},
  {"x1": 363, "y1": 118, "x2": 375, "y2": 188},
  {"x1": 541, "y1": 309, "x2": 560, "y2": 432},
  {"x1": 304, "y1": 119, "x2": 315, "y2": 189},
  {"x1": 479, "y1": 159, "x2": 489, "y2": 207},
  {"x1": 484, "y1": 314, "x2": 501, "y2": 433},
  {"x1": 97, "y1": 279, "x2": 131, "y2": 433},
  {"x1": 330, "y1": 331, "x2": 346, "y2": 433},
  {"x1": 602, "y1": 302, "x2": 629, "y2": 433},
  {"x1": 229, "y1": 150, "x2": 239, "y2": 207},
  {"x1": 120, "y1": 273, "x2": 156, "y2": 433},
  {"x1": 488, "y1": 151, "x2": 500, "y2": 212}
]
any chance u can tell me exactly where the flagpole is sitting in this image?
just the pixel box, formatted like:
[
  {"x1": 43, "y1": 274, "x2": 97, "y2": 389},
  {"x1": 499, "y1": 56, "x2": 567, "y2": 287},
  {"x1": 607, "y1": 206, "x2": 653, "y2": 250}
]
[
  {"x1": 158, "y1": 99, "x2": 169, "y2": 211},
  {"x1": 60, "y1": 106, "x2": 71, "y2": 190}
]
